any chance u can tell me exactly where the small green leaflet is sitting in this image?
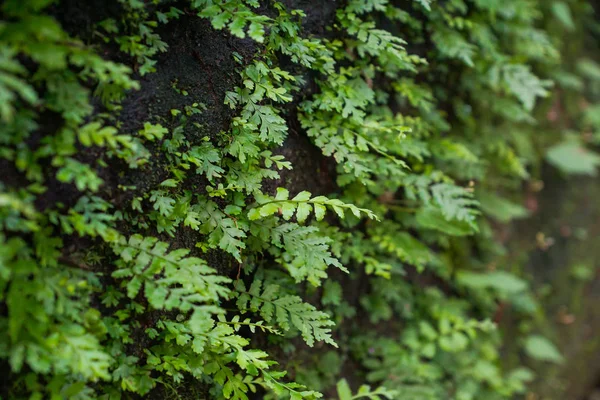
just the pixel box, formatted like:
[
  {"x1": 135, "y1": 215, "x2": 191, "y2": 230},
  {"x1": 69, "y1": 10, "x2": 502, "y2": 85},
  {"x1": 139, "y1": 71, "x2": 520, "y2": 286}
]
[
  {"x1": 414, "y1": 0, "x2": 432, "y2": 11},
  {"x1": 337, "y1": 379, "x2": 353, "y2": 400},
  {"x1": 416, "y1": 207, "x2": 475, "y2": 236},
  {"x1": 477, "y1": 191, "x2": 529, "y2": 223},
  {"x1": 524, "y1": 335, "x2": 564, "y2": 364},
  {"x1": 457, "y1": 271, "x2": 528, "y2": 294},
  {"x1": 56, "y1": 158, "x2": 103, "y2": 192},
  {"x1": 336, "y1": 378, "x2": 397, "y2": 400},
  {"x1": 551, "y1": 2, "x2": 575, "y2": 31},
  {"x1": 546, "y1": 139, "x2": 600, "y2": 176}
]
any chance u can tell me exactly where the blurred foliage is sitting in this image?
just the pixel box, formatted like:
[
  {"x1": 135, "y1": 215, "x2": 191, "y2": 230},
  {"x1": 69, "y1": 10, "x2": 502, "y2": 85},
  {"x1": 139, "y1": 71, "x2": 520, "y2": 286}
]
[{"x1": 0, "y1": 0, "x2": 599, "y2": 399}]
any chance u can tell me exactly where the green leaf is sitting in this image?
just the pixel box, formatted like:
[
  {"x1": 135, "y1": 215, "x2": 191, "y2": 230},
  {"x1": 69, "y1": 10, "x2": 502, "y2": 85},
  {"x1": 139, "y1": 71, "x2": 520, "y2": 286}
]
[
  {"x1": 524, "y1": 335, "x2": 564, "y2": 364},
  {"x1": 336, "y1": 379, "x2": 353, "y2": 400},
  {"x1": 414, "y1": 0, "x2": 432, "y2": 11},
  {"x1": 551, "y1": 2, "x2": 575, "y2": 31},
  {"x1": 457, "y1": 271, "x2": 528, "y2": 294},
  {"x1": 478, "y1": 191, "x2": 529, "y2": 223},
  {"x1": 416, "y1": 207, "x2": 476, "y2": 236},
  {"x1": 577, "y1": 59, "x2": 600, "y2": 82},
  {"x1": 160, "y1": 179, "x2": 178, "y2": 188},
  {"x1": 546, "y1": 139, "x2": 600, "y2": 176},
  {"x1": 248, "y1": 22, "x2": 265, "y2": 42},
  {"x1": 139, "y1": 122, "x2": 167, "y2": 141},
  {"x1": 56, "y1": 158, "x2": 103, "y2": 192}
]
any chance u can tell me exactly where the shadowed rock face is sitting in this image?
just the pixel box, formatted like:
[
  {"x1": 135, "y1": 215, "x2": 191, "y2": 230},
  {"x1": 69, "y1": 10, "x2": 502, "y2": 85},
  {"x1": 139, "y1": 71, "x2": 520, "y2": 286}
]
[
  {"x1": 112, "y1": 0, "x2": 339, "y2": 200},
  {"x1": 44, "y1": 1, "x2": 339, "y2": 271},
  {"x1": 93, "y1": 3, "x2": 339, "y2": 399}
]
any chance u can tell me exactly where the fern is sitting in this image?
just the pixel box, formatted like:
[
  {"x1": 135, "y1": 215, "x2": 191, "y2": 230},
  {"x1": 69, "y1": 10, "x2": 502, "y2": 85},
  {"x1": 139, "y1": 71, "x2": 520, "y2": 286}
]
[
  {"x1": 249, "y1": 188, "x2": 378, "y2": 223},
  {"x1": 414, "y1": 0, "x2": 433, "y2": 11},
  {"x1": 182, "y1": 142, "x2": 225, "y2": 180},
  {"x1": 432, "y1": 28, "x2": 476, "y2": 67},
  {"x1": 336, "y1": 379, "x2": 397, "y2": 400},
  {"x1": 269, "y1": 222, "x2": 345, "y2": 285},
  {"x1": 0, "y1": 0, "x2": 584, "y2": 398},
  {"x1": 194, "y1": 0, "x2": 271, "y2": 42},
  {"x1": 112, "y1": 234, "x2": 230, "y2": 309},
  {"x1": 490, "y1": 64, "x2": 553, "y2": 111},
  {"x1": 77, "y1": 121, "x2": 134, "y2": 150},
  {"x1": 370, "y1": 224, "x2": 437, "y2": 271},
  {"x1": 430, "y1": 183, "x2": 480, "y2": 225},
  {"x1": 192, "y1": 197, "x2": 248, "y2": 261},
  {"x1": 235, "y1": 278, "x2": 337, "y2": 347},
  {"x1": 56, "y1": 158, "x2": 104, "y2": 192},
  {"x1": 0, "y1": 49, "x2": 39, "y2": 122}
]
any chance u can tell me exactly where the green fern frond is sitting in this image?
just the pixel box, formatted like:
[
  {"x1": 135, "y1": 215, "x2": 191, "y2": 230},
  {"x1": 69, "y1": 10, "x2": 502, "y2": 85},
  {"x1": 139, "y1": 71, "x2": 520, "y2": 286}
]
[
  {"x1": 112, "y1": 234, "x2": 231, "y2": 310},
  {"x1": 249, "y1": 188, "x2": 378, "y2": 223},
  {"x1": 235, "y1": 278, "x2": 337, "y2": 347}
]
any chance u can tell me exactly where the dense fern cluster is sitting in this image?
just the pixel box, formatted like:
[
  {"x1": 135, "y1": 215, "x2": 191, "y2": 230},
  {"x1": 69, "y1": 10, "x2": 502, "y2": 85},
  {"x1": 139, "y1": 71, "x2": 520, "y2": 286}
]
[{"x1": 1, "y1": 0, "x2": 599, "y2": 399}]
